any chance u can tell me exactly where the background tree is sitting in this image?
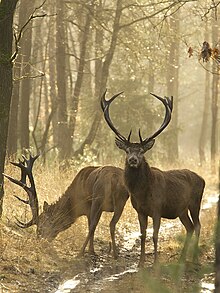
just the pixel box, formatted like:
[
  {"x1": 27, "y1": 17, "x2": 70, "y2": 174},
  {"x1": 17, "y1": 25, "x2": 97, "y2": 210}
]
[
  {"x1": 3, "y1": 0, "x2": 219, "y2": 169},
  {"x1": 0, "y1": 0, "x2": 18, "y2": 216}
]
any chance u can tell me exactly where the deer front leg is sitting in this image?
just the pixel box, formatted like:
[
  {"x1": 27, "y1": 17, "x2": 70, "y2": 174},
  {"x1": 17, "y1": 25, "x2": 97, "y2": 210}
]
[
  {"x1": 78, "y1": 206, "x2": 102, "y2": 257},
  {"x1": 138, "y1": 213, "x2": 148, "y2": 267},
  {"x1": 152, "y1": 216, "x2": 161, "y2": 263}
]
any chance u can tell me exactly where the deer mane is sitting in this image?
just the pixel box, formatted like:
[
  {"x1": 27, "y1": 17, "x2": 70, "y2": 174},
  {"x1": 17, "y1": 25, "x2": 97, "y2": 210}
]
[{"x1": 124, "y1": 157, "x2": 153, "y2": 194}]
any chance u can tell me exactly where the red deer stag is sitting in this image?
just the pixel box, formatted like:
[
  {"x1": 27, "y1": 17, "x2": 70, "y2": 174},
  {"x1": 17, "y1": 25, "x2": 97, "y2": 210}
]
[
  {"x1": 3, "y1": 154, "x2": 129, "y2": 258},
  {"x1": 101, "y1": 90, "x2": 205, "y2": 267}
]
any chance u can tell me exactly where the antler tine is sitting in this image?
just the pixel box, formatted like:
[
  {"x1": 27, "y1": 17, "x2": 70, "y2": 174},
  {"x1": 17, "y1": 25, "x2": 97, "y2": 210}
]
[
  {"x1": 100, "y1": 89, "x2": 123, "y2": 111},
  {"x1": 14, "y1": 195, "x2": 29, "y2": 204},
  {"x1": 127, "y1": 129, "x2": 132, "y2": 142},
  {"x1": 22, "y1": 153, "x2": 39, "y2": 171},
  {"x1": 142, "y1": 93, "x2": 173, "y2": 143},
  {"x1": 138, "y1": 129, "x2": 143, "y2": 143},
  {"x1": 10, "y1": 159, "x2": 27, "y2": 184},
  {"x1": 101, "y1": 89, "x2": 127, "y2": 142},
  {"x1": 15, "y1": 218, "x2": 34, "y2": 228}
]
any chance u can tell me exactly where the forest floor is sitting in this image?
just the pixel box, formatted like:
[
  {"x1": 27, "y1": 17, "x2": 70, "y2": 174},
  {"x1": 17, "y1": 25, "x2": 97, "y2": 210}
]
[{"x1": 0, "y1": 161, "x2": 218, "y2": 293}]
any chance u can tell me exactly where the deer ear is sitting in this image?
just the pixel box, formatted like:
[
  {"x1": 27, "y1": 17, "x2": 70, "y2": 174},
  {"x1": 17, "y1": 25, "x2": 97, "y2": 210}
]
[
  {"x1": 115, "y1": 139, "x2": 127, "y2": 151},
  {"x1": 143, "y1": 139, "x2": 155, "y2": 152},
  {"x1": 43, "y1": 201, "x2": 49, "y2": 211}
]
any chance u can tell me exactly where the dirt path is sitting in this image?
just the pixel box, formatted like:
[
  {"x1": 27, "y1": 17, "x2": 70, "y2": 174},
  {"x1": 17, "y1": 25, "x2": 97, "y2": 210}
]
[
  {"x1": 54, "y1": 192, "x2": 218, "y2": 293},
  {"x1": 0, "y1": 192, "x2": 217, "y2": 293}
]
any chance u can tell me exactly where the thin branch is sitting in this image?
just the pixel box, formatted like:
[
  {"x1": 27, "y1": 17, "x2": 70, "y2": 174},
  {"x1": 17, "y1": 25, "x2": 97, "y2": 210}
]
[
  {"x1": 13, "y1": 64, "x2": 45, "y2": 81},
  {"x1": 66, "y1": 52, "x2": 106, "y2": 62},
  {"x1": 119, "y1": 1, "x2": 196, "y2": 29},
  {"x1": 199, "y1": 59, "x2": 220, "y2": 75},
  {"x1": 202, "y1": 0, "x2": 220, "y2": 20},
  {"x1": 11, "y1": 0, "x2": 48, "y2": 62}
]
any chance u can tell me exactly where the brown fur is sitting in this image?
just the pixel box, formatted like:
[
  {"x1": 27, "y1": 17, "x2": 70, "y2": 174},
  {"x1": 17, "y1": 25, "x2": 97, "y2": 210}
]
[
  {"x1": 37, "y1": 165, "x2": 129, "y2": 258},
  {"x1": 124, "y1": 156, "x2": 205, "y2": 266},
  {"x1": 100, "y1": 90, "x2": 205, "y2": 266}
]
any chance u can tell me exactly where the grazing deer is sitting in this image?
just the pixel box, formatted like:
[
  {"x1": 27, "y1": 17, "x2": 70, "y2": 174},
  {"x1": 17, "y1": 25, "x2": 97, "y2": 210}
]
[
  {"x1": 101, "y1": 90, "x2": 205, "y2": 266},
  {"x1": 3, "y1": 155, "x2": 129, "y2": 258}
]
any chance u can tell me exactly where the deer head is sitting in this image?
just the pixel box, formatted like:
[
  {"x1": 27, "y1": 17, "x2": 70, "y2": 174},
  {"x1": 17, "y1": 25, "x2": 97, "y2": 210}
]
[
  {"x1": 36, "y1": 200, "x2": 68, "y2": 241},
  {"x1": 101, "y1": 90, "x2": 173, "y2": 168}
]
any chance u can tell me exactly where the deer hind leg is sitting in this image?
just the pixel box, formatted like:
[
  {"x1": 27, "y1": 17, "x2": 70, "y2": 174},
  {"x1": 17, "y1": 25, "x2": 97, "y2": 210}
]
[
  {"x1": 179, "y1": 211, "x2": 194, "y2": 261},
  {"x1": 189, "y1": 205, "x2": 202, "y2": 262},
  {"x1": 109, "y1": 202, "x2": 125, "y2": 259},
  {"x1": 137, "y1": 213, "x2": 148, "y2": 267}
]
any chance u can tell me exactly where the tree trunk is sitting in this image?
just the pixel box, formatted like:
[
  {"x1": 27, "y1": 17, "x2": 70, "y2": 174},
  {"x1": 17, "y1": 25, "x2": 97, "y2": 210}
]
[
  {"x1": 199, "y1": 61, "x2": 210, "y2": 165},
  {"x1": 48, "y1": 4, "x2": 58, "y2": 149},
  {"x1": 215, "y1": 164, "x2": 220, "y2": 292},
  {"x1": 7, "y1": 74, "x2": 20, "y2": 156},
  {"x1": 199, "y1": 24, "x2": 211, "y2": 165},
  {"x1": 94, "y1": 2, "x2": 104, "y2": 98},
  {"x1": 56, "y1": 0, "x2": 70, "y2": 161},
  {"x1": 166, "y1": 13, "x2": 180, "y2": 162},
  {"x1": 75, "y1": 0, "x2": 123, "y2": 155},
  {"x1": 19, "y1": 1, "x2": 34, "y2": 150},
  {"x1": 68, "y1": 8, "x2": 92, "y2": 154},
  {"x1": 0, "y1": 0, "x2": 18, "y2": 217},
  {"x1": 211, "y1": 16, "x2": 219, "y2": 173},
  {"x1": 7, "y1": 1, "x2": 23, "y2": 156},
  {"x1": 211, "y1": 74, "x2": 218, "y2": 173}
]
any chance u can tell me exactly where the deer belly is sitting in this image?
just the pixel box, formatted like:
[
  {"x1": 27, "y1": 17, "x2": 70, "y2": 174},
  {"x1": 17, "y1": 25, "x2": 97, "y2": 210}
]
[
  {"x1": 161, "y1": 211, "x2": 178, "y2": 219},
  {"x1": 161, "y1": 205, "x2": 185, "y2": 219}
]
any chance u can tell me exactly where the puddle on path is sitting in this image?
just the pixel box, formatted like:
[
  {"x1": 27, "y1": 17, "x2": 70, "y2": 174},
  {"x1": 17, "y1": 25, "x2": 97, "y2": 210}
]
[
  {"x1": 202, "y1": 193, "x2": 219, "y2": 210},
  {"x1": 55, "y1": 275, "x2": 81, "y2": 292},
  {"x1": 200, "y1": 273, "x2": 215, "y2": 293}
]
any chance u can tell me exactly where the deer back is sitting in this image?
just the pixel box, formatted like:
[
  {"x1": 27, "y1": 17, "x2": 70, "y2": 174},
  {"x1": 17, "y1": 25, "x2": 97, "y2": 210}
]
[
  {"x1": 87, "y1": 166, "x2": 129, "y2": 213},
  {"x1": 137, "y1": 167, "x2": 205, "y2": 219}
]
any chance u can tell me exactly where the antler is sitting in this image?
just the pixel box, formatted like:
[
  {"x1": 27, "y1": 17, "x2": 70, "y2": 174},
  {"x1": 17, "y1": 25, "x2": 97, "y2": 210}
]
[
  {"x1": 141, "y1": 93, "x2": 173, "y2": 144},
  {"x1": 101, "y1": 89, "x2": 173, "y2": 146},
  {"x1": 100, "y1": 89, "x2": 129, "y2": 142},
  {"x1": 3, "y1": 154, "x2": 40, "y2": 228}
]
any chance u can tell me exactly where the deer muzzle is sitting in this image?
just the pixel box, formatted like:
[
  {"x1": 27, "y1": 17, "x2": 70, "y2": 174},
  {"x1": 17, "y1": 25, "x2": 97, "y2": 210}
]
[{"x1": 127, "y1": 155, "x2": 139, "y2": 168}]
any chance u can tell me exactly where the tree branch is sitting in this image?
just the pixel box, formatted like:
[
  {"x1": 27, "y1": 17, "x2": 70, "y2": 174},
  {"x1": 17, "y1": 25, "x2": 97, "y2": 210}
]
[
  {"x1": 11, "y1": 0, "x2": 48, "y2": 62},
  {"x1": 119, "y1": 0, "x2": 196, "y2": 29}
]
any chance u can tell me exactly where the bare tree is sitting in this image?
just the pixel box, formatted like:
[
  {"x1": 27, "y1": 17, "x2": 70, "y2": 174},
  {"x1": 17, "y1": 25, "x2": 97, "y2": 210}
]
[
  {"x1": 7, "y1": 2, "x2": 23, "y2": 157},
  {"x1": 74, "y1": 0, "x2": 123, "y2": 156},
  {"x1": 199, "y1": 25, "x2": 211, "y2": 165},
  {"x1": 0, "y1": 0, "x2": 18, "y2": 216},
  {"x1": 166, "y1": 13, "x2": 180, "y2": 161},
  {"x1": 211, "y1": 14, "x2": 219, "y2": 173},
  {"x1": 19, "y1": 1, "x2": 35, "y2": 150},
  {"x1": 68, "y1": 3, "x2": 94, "y2": 155},
  {"x1": 56, "y1": 0, "x2": 71, "y2": 161}
]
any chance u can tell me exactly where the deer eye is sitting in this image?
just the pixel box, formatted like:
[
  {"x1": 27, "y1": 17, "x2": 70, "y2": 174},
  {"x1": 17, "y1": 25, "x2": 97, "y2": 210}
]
[
  {"x1": 139, "y1": 148, "x2": 145, "y2": 155},
  {"x1": 125, "y1": 147, "x2": 130, "y2": 154}
]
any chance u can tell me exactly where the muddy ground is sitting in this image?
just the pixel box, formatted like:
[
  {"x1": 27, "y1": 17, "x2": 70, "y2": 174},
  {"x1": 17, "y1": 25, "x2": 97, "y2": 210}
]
[{"x1": 0, "y1": 163, "x2": 218, "y2": 293}]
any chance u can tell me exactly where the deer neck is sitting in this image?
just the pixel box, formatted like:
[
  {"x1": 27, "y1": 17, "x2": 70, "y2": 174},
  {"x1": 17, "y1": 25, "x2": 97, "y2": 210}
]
[
  {"x1": 48, "y1": 192, "x2": 76, "y2": 233},
  {"x1": 124, "y1": 157, "x2": 153, "y2": 195}
]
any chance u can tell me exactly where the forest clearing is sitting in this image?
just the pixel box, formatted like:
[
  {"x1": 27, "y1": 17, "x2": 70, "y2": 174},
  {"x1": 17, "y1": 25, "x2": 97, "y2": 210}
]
[
  {"x1": 0, "y1": 1, "x2": 220, "y2": 292},
  {"x1": 0, "y1": 159, "x2": 218, "y2": 293}
]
